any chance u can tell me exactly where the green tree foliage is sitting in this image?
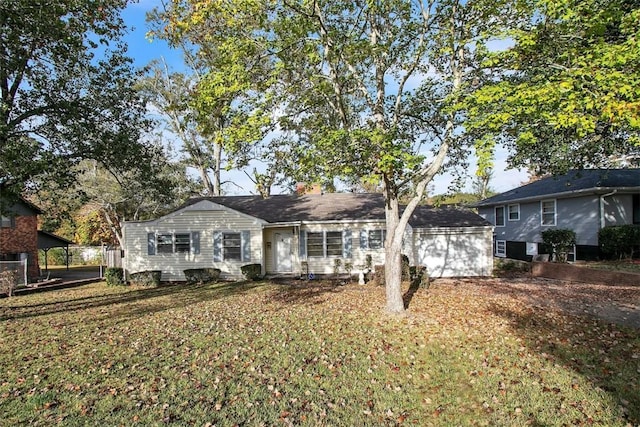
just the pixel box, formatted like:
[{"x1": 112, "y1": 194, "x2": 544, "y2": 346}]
[
  {"x1": 0, "y1": 0, "x2": 155, "y2": 200},
  {"x1": 541, "y1": 229, "x2": 577, "y2": 263},
  {"x1": 598, "y1": 225, "x2": 640, "y2": 260},
  {"x1": 161, "y1": 0, "x2": 516, "y2": 313},
  {"x1": 466, "y1": 0, "x2": 640, "y2": 175}
]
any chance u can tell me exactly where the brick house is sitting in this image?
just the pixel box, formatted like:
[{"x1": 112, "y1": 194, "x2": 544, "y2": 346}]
[{"x1": 0, "y1": 197, "x2": 42, "y2": 281}]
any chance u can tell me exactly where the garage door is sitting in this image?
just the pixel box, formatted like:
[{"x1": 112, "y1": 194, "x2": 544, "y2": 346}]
[{"x1": 415, "y1": 229, "x2": 492, "y2": 277}]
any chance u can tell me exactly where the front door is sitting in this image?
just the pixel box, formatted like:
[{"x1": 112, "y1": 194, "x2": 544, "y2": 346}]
[{"x1": 274, "y1": 233, "x2": 293, "y2": 272}]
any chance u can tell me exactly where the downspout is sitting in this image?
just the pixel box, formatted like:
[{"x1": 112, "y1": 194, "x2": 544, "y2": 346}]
[{"x1": 599, "y1": 190, "x2": 617, "y2": 229}]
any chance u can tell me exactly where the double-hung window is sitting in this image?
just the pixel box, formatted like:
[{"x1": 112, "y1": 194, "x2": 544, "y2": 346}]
[
  {"x1": 149, "y1": 232, "x2": 199, "y2": 255},
  {"x1": 508, "y1": 204, "x2": 520, "y2": 221},
  {"x1": 541, "y1": 200, "x2": 556, "y2": 226},
  {"x1": 495, "y1": 206, "x2": 506, "y2": 227},
  {"x1": 306, "y1": 231, "x2": 344, "y2": 257},
  {"x1": 222, "y1": 233, "x2": 242, "y2": 261}
]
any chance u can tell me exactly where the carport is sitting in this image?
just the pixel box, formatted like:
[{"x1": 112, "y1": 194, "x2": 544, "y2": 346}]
[{"x1": 38, "y1": 230, "x2": 74, "y2": 271}]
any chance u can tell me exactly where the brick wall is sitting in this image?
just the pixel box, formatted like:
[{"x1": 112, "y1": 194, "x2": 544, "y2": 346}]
[
  {"x1": 0, "y1": 216, "x2": 40, "y2": 280},
  {"x1": 531, "y1": 261, "x2": 640, "y2": 286}
]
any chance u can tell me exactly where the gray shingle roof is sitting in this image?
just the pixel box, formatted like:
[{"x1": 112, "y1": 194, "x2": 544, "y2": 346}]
[
  {"x1": 475, "y1": 169, "x2": 640, "y2": 207},
  {"x1": 179, "y1": 193, "x2": 490, "y2": 228}
]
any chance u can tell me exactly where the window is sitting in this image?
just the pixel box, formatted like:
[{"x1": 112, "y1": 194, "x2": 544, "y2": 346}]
[
  {"x1": 541, "y1": 200, "x2": 556, "y2": 226},
  {"x1": 1, "y1": 216, "x2": 13, "y2": 228},
  {"x1": 174, "y1": 233, "x2": 191, "y2": 253},
  {"x1": 633, "y1": 194, "x2": 640, "y2": 225},
  {"x1": 368, "y1": 230, "x2": 385, "y2": 249},
  {"x1": 157, "y1": 234, "x2": 174, "y2": 253},
  {"x1": 495, "y1": 206, "x2": 505, "y2": 227},
  {"x1": 223, "y1": 233, "x2": 241, "y2": 261},
  {"x1": 150, "y1": 232, "x2": 198, "y2": 255},
  {"x1": 495, "y1": 240, "x2": 506, "y2": 257},
  {"x1": 306, "y1": 231, "x2": 344, "y2": 257},
  {"x1": 307, "y1": 232, "x2": 324, "y2": 257},
  {"x1": 508, "y1": 204, "x2": 520, "y2": 221}
]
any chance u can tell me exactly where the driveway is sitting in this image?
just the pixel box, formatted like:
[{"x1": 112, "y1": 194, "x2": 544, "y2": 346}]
[{"x1": 463, "y1": 276, "x2": 640, "y2": 329}]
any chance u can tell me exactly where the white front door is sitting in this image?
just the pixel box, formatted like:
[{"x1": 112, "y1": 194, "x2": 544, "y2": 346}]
[{"x1": 274, "y1": 233, "x2": 293, "y2": 272}]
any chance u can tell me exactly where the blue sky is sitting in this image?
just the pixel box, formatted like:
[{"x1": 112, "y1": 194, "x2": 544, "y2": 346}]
[{"x1": 120, "y1": 0, "x2": 529, "y2": 196}]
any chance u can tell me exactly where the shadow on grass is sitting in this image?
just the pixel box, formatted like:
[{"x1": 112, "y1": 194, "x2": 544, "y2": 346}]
[
  {"x1": 489, "y1": 303, "x2": 640, "y2": 425},
  {"x1": 402, "y1": 279, "x2": 421, "y2": 309},
  {"x1": 267, "y1": 278, "x2": 352, "y2": 306},
  {"x1": 0, "y1": 281, "x2": 266, "y2": 322}
]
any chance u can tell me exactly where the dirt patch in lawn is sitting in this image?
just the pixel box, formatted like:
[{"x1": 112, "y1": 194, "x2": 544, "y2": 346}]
[{"x1": 445, "y1": 276, "x2": 640, "y2": 329}]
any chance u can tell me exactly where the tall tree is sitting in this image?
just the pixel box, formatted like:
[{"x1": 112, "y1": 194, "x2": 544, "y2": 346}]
[
  {"x1": 148, "y1": 1, "x2": 277, "y2": 196},
  {"x1": 139, "y1": 61, "x2": 224, "y2": 195},
  {"x1": 0, "y1": 0, "x2": 152, "y2": 199},
  {"x1": 163, "y1": 0, "x2": 516, "y2": 313},
  {"x1": 465, "y1": 0, "x2": 640, "y2": 175}
]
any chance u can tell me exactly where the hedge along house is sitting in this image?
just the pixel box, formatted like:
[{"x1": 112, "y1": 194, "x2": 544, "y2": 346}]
[
  {"x1": 474, "y1": 169, "x2": 640, "y2": 261},
  {"x1": 122, "y1": 193, "x2": 494, "y2": 281}
]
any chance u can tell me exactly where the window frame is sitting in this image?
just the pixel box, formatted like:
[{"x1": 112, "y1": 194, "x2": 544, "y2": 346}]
[
  {"x1": 222, "y1": 232, "x2": 242, "y2": 261},
  {"x1": 507, "y1": 204, "x2": 520, "y2": 221},
  {"x1": 541, "y1": 199, "x2": 557, "y2": 226},
  {"x1": 367, "y1": 229, "x2": 385, "y2": 250},
  {"x1": 153, "y1": 232, "x2": 195, "y2": 254},
  {"x1": 495, "y1": 206, "x2": 506, "y2": 227},
  {"x1": 306, "y1": 231, "x2": 344, "y2": 258},
  {"x1": 495, "y1": 240, "x2": 507, "y2": 257},
  {"x1": 156, "y1": 233, "x2": 174, "y2": 254},
  {"x1": 1, "y1": 215, "x2": 14, "y2": 228}
]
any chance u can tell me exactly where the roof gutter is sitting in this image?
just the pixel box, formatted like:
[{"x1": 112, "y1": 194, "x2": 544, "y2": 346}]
[{"x1": 599, "y1": 189, "x2": 617, "y2": 229}]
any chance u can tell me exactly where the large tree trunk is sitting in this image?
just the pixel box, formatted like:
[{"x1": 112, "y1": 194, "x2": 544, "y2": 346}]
[{"x1": 383, "y1": 180, "x2": 405, "y2": 313}]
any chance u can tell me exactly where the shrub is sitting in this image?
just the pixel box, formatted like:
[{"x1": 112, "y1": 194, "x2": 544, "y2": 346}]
[
  {"x1": 105, "y1": 267, "x2": 125, "y2": 286},
  {"x1": 371, "y1": 265, "x2": 385, "y2": 286},
  {"x1": 541, "y1": 229, "x2": 576, "y2": 263},
  {"x1": 240, "y1": 264, "x2": 262, "y2": 281},
  {"x1": 129, "y1": 270, "x2": 162, "y2": 287},
  {"x1": 598, "y1": 225, "x2": 640, "y2": 260},
  {"x1": 333, "y1": 259, "x2": 342, "y2": 277},
  {"x1": 344, "y1": 261, "x2": 353, "y2": 280},
  {"x1": 401, "y1": 254, "x2": 410, "y2": 280},
  {"x1": 183, "y1": 268, "x2": 221, "y2": 284},
  {"x1": 0, "y1": 270, "x2": 18, "y2": 296},
  {"x1": 410, "y1": 266, "x2": 430, "y2": 289}
]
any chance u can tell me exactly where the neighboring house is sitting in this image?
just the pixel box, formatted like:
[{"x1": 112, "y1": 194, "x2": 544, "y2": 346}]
[
  {"x1": 475, "y1": 169, "x2": 640, "y2": 261},
  {"x1": 0, "y1": 197, "x2": 42, "y2": 281},
  {"x1": 122, "y1": 193, "x2": 494, "y2": 281}
]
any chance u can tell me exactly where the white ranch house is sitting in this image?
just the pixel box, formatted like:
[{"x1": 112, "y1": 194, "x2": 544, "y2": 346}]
[{"x1": 122, "y1": 193, "x2": 494, "y2": 281}]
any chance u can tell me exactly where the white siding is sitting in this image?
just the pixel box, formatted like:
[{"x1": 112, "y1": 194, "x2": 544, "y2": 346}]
[
  {"x1": 300, "y1": 222, "x2": 387, "y2": 276},
  {"x1": 413, "y1": 227, "x2": 493, "y2": 277},
  {"x1": 123, "y1": 202, "x2": 264, "y2": 281}
]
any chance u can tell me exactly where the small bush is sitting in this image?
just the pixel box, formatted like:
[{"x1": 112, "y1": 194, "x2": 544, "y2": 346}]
[
  {"x1": 130, "y1": 270, "x2": 162, "y2": 287},
  {"x1": 0, "y1": 270, "x2": 18, "y2": 296},
  {"x1": 599, "y1": 225, "x2": 640, "y2": 260},
  {"x1": 493, "y1": 258, "x2": 530, "y2": 276},
  {"x1": 401, "y1": 254, "x2": 410, "y2": 280},
  {"x1": 410, "y1": 266, "x2": 430, "y2": 289},
  {"x1": 371, "y1": 265, "x2": 385, "y2": 286},
  {"x1": 105, "y1": 267, "x2": 125, "y2": 286},
  {"x1": 541, "y1": 229, "x2": 576, "y2": 263},
  {"x1": 183, "y1": 268, "x2": 221, "y2": 284},
  {"x1": 240, "y1": 264, "x2": 262, "y2": 281}
]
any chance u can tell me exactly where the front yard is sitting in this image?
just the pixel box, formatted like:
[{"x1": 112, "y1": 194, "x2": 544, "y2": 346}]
[{"x1": 1, "y1": 278, "x2": 638, "y2": 426}]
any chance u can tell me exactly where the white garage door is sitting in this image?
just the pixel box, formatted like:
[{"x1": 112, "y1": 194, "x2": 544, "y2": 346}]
[{"x1": 415, "y1": 228, "x2": 492, "y2": 278}]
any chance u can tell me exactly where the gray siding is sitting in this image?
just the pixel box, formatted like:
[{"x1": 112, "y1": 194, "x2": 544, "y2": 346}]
[{"x1": 479, "y1": 193, "x2": 638, "y2": 248}]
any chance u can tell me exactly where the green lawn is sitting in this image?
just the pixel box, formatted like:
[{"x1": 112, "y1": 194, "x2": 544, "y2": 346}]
[{"x1": 1, "y1": 279, "x2": 638, "y2": 426}]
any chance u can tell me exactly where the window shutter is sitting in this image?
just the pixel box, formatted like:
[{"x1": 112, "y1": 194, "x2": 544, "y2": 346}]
[
  {"x1": 343, "y1": 230, "x2": 352, "y2": 258},
  {"x1": 360, "y1": 230, "x2": 368, "y2": 249},
  {"x1": 147, "y1": 233, "x2": 156, "y2": 255},
  {"x1": 241, "y1": 230, "x2": 251, "y2": 262},
  {"x1": 213, "y1": 231, "x2": 222, "y2": 262},
  {"x1": 299, "y1": 230, "x2": 307, "y2": 259},
  {"x1": 191, "y1": 231, "x2": 200, "y2": 255}
]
